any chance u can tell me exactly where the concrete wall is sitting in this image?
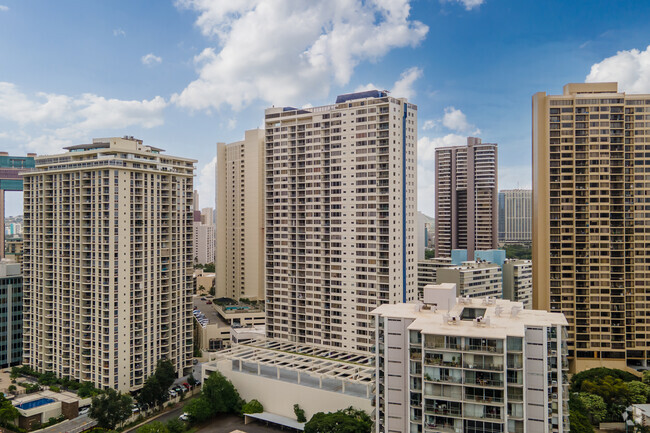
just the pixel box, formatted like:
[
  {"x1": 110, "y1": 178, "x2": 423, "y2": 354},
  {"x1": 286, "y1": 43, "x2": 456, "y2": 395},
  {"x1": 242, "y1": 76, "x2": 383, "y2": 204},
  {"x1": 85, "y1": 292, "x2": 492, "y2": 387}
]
[{"x1": 217, "y1": 360, "x2": 372, "y2": 421}]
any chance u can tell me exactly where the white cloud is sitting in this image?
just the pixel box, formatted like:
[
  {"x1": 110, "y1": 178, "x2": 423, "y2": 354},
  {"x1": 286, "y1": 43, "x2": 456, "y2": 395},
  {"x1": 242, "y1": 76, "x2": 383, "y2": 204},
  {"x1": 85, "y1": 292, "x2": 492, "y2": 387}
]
[
  {"x1": 441, "y1": 106, "x2": 480, "y2": 134},
  {"x1": 113, "y1": 28, "x2": 126, "y2": 37},
  {"x1": 391, "y1": 66, "x2": 422, "y2": 99},
  {"x1": 173, "y1": 0, "x2": 428, "y2": 111},
  {"x1": 0, "y1": 82, "x2": 167, "y2": 154},
  {"x1": 417, "y1": 133, "x2": 466, "y2": 161},
  {"x1": 141, "y1": 53, "x2": 162, "y2": 65},
  {"x1": 355, "y1": 83, "x2": 379, "y2": 92},
  {"x1": 196, "y1": 155, "x2": 217, "y2": 212},
  {"x1": 422, "y1": 119, "x2": 437, "y2": 130},
  {"x1": 442, "y1": 0, "x2": 484, "y2": 11},
  {"x1": 586, "y1": 45, "x2": 650, "y2": 93},
  {"x1": 0, "y1": 5, "x2": 8, "y2": 12}
]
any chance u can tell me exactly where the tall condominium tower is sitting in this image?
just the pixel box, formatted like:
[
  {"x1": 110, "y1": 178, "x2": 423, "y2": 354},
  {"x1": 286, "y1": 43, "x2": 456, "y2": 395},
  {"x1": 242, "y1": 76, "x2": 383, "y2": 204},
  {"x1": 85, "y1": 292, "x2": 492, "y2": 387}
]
[
  {"x1": 264, "y1": 90, "x2": 418, "y2": 353},
  {"x1": 434, "y1": 138, "x2": 498, "y2": 260},
  {"x1": 22, "y1": 137, "x2": 195, "y2": 391},
  {"x1": 216, "y1": 129, "x2": 265, "y2": 301},
  {"x1": 533, "y1": 82, "x2": 650, "y2": 371},
  {"x1": 498, "y1": 189, "x2": 532, "y2": 245}
]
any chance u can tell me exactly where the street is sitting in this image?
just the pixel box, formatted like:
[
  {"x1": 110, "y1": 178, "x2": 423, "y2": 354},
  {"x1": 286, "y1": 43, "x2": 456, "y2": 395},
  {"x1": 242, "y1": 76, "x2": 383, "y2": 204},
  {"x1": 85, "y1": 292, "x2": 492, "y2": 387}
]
[{"x1": 194, "y1": 414, "x2": 288, "y2": 433}]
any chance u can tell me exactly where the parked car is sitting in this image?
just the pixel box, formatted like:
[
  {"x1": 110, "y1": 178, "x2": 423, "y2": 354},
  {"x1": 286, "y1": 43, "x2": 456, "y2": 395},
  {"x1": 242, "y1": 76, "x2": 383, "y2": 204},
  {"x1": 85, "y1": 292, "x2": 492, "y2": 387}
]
[
  {"x1": 206, "y1": 301, "x2": 212, "y2": 304},
  {"x1": 182, "y1": 382, "x2": 191, "y2": 391},
  {"x1": 79, "y1": 407, "x2": 90, "y2": 416},
  {"x1": 179, "y1": 413, "x2": 190, "y2": 421},
  {"x1": 131, "y1": 404, "x2": 139, "y2": 413},
  {"x1": 168, "y1": 389, "x2": 177, "y2": 398},
  {"x1": 200, "y1": 297, "x2": 206, "y2": 300},
  {"x1": 173, "y1": 386, "x2": 183, "y2": 394}
]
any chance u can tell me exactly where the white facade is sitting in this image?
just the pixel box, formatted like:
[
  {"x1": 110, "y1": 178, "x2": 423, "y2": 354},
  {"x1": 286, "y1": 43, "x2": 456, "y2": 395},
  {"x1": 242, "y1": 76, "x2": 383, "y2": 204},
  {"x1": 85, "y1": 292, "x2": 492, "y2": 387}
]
[
  {"x1": 436, "y1": 261, "x2": 502, "y2": 299},
  {"x1": 502, "y1": 259, "x2": 532, "y2": 309},
  {"x1": 498, "y1": 189, "x2": 532, "y2": 245},
  {"x1": 264, "y1": 90, "x2": 418, "y2": 353},
  {"x1": 372, "y1": 284, "x2": 569, "y2": 433},
  {"x1": 22, "y1": 137, "x2": 195, "y2": 391},
  {"x1": 193, "y1": 222, "x2": 215, "y2": 265}
]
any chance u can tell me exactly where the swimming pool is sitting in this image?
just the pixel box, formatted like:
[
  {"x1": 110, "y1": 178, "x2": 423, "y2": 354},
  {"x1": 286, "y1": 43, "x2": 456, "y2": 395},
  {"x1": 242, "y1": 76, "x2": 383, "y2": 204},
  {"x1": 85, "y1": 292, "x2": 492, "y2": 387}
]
[{"x1": 16, "y1": 398, "x2": 55, "y2": 410}]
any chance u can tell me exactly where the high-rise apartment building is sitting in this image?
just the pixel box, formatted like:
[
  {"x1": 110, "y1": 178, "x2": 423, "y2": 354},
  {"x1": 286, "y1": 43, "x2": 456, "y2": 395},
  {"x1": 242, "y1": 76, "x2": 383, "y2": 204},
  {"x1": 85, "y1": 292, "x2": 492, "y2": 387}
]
[
  {"x1": 201, "y1": 207, "x2": 214, "y2": 226},
  {"x1": 0, "y1": 261, "x2": 22, "y2": 368},
  {"x1": 264, "y1": 90, "x2": 418, "y2": 353},
  {"x1": 502, "y1": 259, "x2": 532, "y2": 309},
  {"x1": 435, "y1": 138, "x2": 498, "y2": 260},
  {"x1": 373, "y1": 284, "x2": 570, "y2": 433},
  {"x1": 193, "y1": 223, "x2": 215, "y2": 265},
  {"x1": 22, "y1": 137, "x2": 195, "y2": 391},
  {"x1": 533, "y1": 82, "x2": 650, "y2": 371},
  {"x1": 498, "y1": 189, "x2": 532, "y2": 245},
  {"x1": 216, "y1": 129, "x2": 265, "y2": 301},
  {"x1": 436, "y1": 261, "x2": 502, "y2": 299}
]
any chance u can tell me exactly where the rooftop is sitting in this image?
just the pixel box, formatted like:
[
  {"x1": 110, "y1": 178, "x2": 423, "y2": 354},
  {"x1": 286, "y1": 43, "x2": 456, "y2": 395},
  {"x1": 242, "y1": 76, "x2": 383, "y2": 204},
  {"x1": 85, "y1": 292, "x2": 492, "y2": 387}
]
[
  {"x1": 372, "y1": 284, "x2": 567, "y2": 339},
  {"x1": 193, "y1": 296, "x2": 227, "y2": 328}
]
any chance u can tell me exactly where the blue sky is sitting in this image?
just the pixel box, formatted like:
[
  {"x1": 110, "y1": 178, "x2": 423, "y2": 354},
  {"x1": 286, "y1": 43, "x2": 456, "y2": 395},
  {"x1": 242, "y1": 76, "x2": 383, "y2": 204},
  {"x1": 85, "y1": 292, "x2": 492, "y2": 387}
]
[{"x1": 1, "y1": 0, "x2": 650, "y2": 217}]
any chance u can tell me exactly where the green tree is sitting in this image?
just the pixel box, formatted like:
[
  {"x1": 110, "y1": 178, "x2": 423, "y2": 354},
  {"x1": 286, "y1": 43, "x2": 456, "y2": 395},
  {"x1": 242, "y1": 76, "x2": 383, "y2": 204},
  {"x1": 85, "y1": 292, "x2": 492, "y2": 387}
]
[
  {"x1": 424, "y1": 249, "x2": 435, "y2": 260},
  {"x1": 138, "y1": 375, "x2": 164, "y2": 408},
  {"x1": 201, "y1": 371, "x2": 242, "y2": 414},
  {"x1": 136, "y1": 421, "x2": 169, "y2": 433},
  {"x1": 581, "y1": 376, "x2": 632, "y2": 421},
  {"x1": 0, "y1": 396, "x2": 19, "y2": 427},
  {"x1": 155, "y1": 359, "x2": 176, "y2": 391},
  {"x1": 576, "y1": 393, "x2": 607, "y2": 424},
  {"x1": 184, "y1": 397, "x2": 213, "y2": 422},
  {"x1": 78, "y1": 381, "x2": 100, "y2": 398},
  {"x1": 89, "y1": 389, "x2": 133, "y2": 430},
  {"x1": 294, "y1": 404, "x2": 306, "y2": 423},
  {"x1": 570, "y1": 367, "x2": 637, "y2": 393},
  {"x1": 166, "y1": 419, "x2": 186, "y2": 433},
  {"x1": 203, "y1": 263, "x2": 215, "y2": 273},
  {"x1": 627, "y1": 381, "x2": 650, "y2": 404},
  {"x1": 304, "y1": 407, "x2": 372, "y2": 433},
  {"x1": 568, "y1": 394, "x2": 595, "y2": 433},
  {"x1": 242, "y1": 399, "x2": 263, "y2": 414},
  {"x1": 643, "y1": 370, "x2": 650, "y2": 385}
]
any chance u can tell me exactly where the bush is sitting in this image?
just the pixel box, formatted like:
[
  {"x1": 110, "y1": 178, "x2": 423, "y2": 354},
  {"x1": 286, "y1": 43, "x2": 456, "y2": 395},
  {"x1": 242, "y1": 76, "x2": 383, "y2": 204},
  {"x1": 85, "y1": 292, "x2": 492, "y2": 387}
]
[
  {"x1": 242, "y1": 399, "x2": 263, "y2": 414},
  {"x1": 166, "y1": 419, "x2": 186, "y2": 433},
  {"x1": 50, "y1": 385, "x2": 60, "y2": 393},
  {"x1": 294, "y1": 404, "x2": 306, "y2": 423},
  {"x1": 7, "y1": 385, "x2": 16, "y2": 392}
]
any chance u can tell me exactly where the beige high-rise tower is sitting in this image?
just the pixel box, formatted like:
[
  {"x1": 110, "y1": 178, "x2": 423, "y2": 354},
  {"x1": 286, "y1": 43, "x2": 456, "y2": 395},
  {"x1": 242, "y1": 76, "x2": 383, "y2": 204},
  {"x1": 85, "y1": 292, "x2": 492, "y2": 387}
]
[
  {"x1": 264, "y1": 90, "x2": 418, "y2": 353},
  {"x1": 434, "y1": 138, "x2": 498, "y2": 259},
  {"x1": 22, "y1": 137, "x2": 195, "y2": 391},
  {"x1": 533, "y1": 82, "x2": 650, "y2": 372},
  {"x1": 216, "y1": 129, "x2": 265, "y2": 301}
]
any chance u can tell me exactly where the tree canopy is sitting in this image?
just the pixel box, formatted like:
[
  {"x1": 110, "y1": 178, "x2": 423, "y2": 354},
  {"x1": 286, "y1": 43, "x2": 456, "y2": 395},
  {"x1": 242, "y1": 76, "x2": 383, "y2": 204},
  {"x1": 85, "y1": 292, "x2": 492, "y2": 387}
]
[
  {"x1": 304, "y1": 407, "x2": 372, "y2": 433},
  {"x1": 0, "y1": 395, "x2": 19, "y2": 427},
  {"x1": 89, "y1": 389, "x2": 133, "y2": 430},
  {"x1": 136, "y1": 421, "x2": 169, "y2": 433},
  {"x1": 570, "y1": 367, "x2": 638, "y2": 393},
  {"x1": 184, "y1": 372, "x2": 242, "y2": 422},
  {"x1": 569, "y1": 394, "x2": 595, "y2": 433}
]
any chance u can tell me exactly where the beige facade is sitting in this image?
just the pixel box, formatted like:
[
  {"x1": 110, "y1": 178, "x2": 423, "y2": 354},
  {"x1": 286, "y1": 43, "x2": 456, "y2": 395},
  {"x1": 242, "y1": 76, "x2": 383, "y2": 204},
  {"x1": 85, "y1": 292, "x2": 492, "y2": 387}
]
[
  {"x1": 264, "y1": 90, "x2": 418, "y2": 353},
  {"x1": 533, "y1": 82, "x2": 650, "y2": 371},
  {"x1": 216, "y1": 129, "x2": 265, "y2": 301},
  {"x1": 436, "y1": 261, "x2": 502, "y2": 299},
  {"x1": 417, "y1": 258, "x2": 452, "y2": 300},
  {"x1": 373, "y1": 284, "x2": 569, "y2": 433},
  {"x1": 22, "y1": 137, "x2": 195, "y2": 391},
  {"x1": 193, "y1": 222, "x2": 215, "y2": 265},
  {"x1": 435, "y1": 138, "x2": 498, "y2": 260},
  {"x1": 498, "y1": 189, "x2": 532, "y2": 245},
  {"x1": 502, "y1": 259, "x2": 532, "y2": 309}
]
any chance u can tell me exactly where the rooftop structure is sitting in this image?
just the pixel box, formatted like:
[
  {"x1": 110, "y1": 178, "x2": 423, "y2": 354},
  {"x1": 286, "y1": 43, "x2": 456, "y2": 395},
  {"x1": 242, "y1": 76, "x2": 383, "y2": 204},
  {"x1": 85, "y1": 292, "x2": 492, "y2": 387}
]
[{"x1": 436, "y1": 260, "x2": 502, "y2": 299}]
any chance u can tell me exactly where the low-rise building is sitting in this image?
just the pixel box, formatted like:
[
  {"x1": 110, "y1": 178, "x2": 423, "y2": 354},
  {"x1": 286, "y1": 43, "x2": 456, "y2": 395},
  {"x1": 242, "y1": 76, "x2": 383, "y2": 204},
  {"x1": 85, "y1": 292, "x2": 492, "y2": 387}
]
[
  {"x1": 193, "y1": 297, "x2": 265, "y2": 352},
  {"x1": 437, "y1": 261, "x2": 502, "y2": 299},
  {"x1": 502, "y1": 259, "x2": 532, "y2": 309},
  {"x1": 372, "y1": 283, "x2": 570, "y2": 433},
  {"x1": 0, "y1": 261, "x2": 21, "y2": 367},
  {"x1": 203, "y1": 341, "x2": 374, "y2": 428},
  {"x1": 418, "y1": 258, "x2": 453, "y2": 300},
  {"x1": 5, "y1": 237, "x2": 22, "y2": 266}
]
